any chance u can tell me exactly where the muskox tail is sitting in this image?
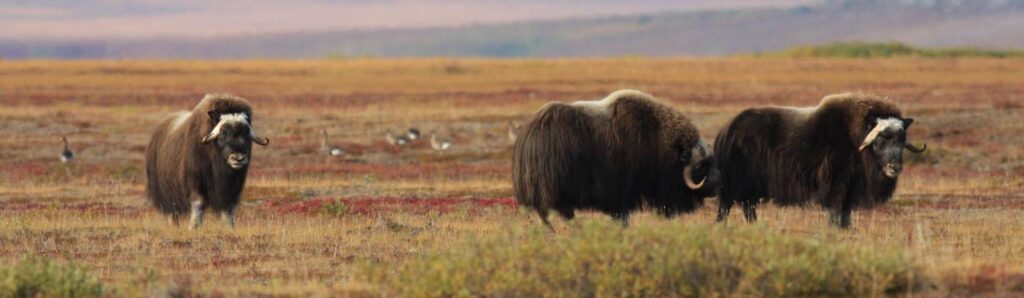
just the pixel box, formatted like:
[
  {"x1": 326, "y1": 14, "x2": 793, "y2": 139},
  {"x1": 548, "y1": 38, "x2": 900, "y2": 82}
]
[{"x1": 512, "y1": 103, "x2": 595, "y2": 219}]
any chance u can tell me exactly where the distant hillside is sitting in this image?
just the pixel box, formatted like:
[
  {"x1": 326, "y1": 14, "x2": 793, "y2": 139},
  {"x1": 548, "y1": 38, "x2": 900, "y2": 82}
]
[
  {"x1": 762, "y1": 42, "x2": 1024, "y2": 58},
  {"x1": 1, "y1": 0, "x2": 1023, "y2": 59}
]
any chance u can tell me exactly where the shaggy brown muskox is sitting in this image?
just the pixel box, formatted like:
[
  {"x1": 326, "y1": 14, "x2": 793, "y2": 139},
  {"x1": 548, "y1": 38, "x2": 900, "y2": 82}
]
[
  {"x1": 145, "y1": 94, "x2": 269, "y2": 229},
  {"x1": 512, "y1": 90, "x2": 720, "y2": 226},
  {"x1": 714, "y1": 93, "x2": 926, "y2": 228}
]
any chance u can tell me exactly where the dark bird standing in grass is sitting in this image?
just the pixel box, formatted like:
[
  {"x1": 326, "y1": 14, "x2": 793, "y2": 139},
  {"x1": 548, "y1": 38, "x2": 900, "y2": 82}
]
[
  {"x1": 406, "y1": 128, "x2": 421, "y2": 141},
  {"x1": 60, "y1": 136, "x2": 74, "y2": 163}
]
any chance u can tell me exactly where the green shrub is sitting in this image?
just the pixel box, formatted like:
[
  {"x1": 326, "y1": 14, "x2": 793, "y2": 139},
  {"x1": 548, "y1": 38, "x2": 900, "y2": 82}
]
[
  {"x1": 319, "y1": 199, "x2": 349, "y2": 218},
  {"x1": 0, "y1": 257, "x2": 105, "y2": 298},
  {"x1": 362, "y1": 222, "x2": 926, "y2": 297},
  {"x1": 762, "y1": 42, "x2": 1024, "y2": 58}
]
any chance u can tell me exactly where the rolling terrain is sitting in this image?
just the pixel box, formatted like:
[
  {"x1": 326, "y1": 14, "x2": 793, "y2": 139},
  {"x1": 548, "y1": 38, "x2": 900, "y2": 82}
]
[{"x1": 2, "y1": 0, "x2": 1023, "y2": 59}]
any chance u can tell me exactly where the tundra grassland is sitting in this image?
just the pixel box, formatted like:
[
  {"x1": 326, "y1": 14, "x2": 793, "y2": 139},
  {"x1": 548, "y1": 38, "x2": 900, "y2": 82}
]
[{"x1": 1, "y1": 58, "x2": 1023, "y2": 296}]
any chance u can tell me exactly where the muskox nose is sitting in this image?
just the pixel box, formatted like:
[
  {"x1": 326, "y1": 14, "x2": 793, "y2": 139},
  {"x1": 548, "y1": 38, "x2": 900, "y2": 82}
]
[
  {"x1": 229, "y1": 154, "x2": 248, "y2": 166},
  {"x1": 884, "y1": 163, "x2": 902, "y2": 177}
]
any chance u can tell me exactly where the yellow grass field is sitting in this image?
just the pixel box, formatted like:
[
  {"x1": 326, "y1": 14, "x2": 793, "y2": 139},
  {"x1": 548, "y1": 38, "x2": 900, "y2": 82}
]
[{"x1": 1, "y1": 58, "x2": 1023, "y2": 296}]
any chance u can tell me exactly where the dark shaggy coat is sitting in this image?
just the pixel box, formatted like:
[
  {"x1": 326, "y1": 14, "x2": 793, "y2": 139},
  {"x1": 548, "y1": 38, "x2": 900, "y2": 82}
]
[
  {"x1": 714, "y1": 93, "x2": 908, "y2": 224},
  {"x1": 145, "y1": 94, "x2": 259, "y2": 218},
  {"x1": 512, "y1": 90, "x2": 717, "y2": 224}
]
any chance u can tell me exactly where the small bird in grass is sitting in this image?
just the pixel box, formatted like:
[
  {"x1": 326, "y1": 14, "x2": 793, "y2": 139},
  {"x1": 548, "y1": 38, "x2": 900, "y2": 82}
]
[
  {"x1": 385, "y1": 130, "x2": 410, "y2": 147},
  {"x1": 320, "y1": 129, "x2": 346, "y2": 157},
  {"x1": 430, "y1": 132, "x2": 452, "y2": 153},
  {"x1": 406, "y1": 128, "x2": 421, "y2": 141},
  {"x1": 60, "y1": 136, "x2": 74, "y2": 163},
  {"x1": 508, "y1": 121, "x2": 521, "y2": 143}
]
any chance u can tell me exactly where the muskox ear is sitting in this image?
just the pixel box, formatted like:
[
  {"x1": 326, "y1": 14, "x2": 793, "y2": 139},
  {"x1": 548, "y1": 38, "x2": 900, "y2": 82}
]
[
  {"x1": 208, "y1": 111, "x2": 220, "y2": 123},
  {"x1": 864, "y1": 117, "x2": 878, "y2": 131},
  {"x1": 676, "y1": 143, "x2": 690, "y2": 162}
]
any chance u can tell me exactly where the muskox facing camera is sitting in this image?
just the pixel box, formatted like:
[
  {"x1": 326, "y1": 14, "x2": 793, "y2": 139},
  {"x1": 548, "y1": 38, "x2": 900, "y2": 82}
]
[
  {"x1": 145, "y1": 94, "x2": 269, "y2": 229},
  {"x1": 714, "y1": 93, "x2": 926, "y2": 228},
  {"x1": 512, "y1": 89, "x2": 720, "y2": 227}
]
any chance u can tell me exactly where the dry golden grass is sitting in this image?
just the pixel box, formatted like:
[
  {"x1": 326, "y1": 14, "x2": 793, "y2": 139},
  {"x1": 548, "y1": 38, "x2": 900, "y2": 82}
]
[{"x1": 1, "y1": 58, "x2": 1023, "y2": 296}]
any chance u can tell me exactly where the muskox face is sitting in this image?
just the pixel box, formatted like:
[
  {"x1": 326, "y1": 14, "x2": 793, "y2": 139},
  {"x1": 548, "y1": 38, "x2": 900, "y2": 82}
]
[
  {"x1": 682, "y1": 139, "x2": 721, "y2": 195},
  {"x1": 201, "y1": 112, "x2": 269, "y2": 170},
  {"x1": 859, "y1": 117, "x2": 926, "y2": 178}
]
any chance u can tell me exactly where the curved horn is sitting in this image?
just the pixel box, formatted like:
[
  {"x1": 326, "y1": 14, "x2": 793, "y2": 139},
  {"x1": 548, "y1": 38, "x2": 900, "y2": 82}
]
[
  {"x1": 683, "y1": 142, "x2": 708, "y2": 190},
  {"x1": 253, "y1": 136, "x2": 269, "y2": 146},
  {"x1": 859, "y1": 124, "x2": 885, "y2": 151},
  {"x1": 859, "y1": 118, "x2": 904, "y2": 151},
  {"x1": 684, "y1": 166, "x2": 706, "y2": 190},
  {"x1": 251, "y1": 126, "x2": 269, "y2": 146},
  {"x1": 904, "y1": 142, "x2": 926, "y2": 153},
  {"x1": 201, "y1": 121, "x2": 226, "y2": 144}
]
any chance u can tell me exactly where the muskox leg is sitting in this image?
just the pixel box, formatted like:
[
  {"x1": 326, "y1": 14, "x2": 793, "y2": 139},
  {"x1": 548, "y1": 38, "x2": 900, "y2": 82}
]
[
  {"x1": 188, "y1": 199, "x2": 205, "y2": 230},
  {"x1": 610, "y1": 214, "x2": 626, "y2": 227},
  {"x1": 827, "y1": 209, "x2": 852, "y2": 229},
  {"x1": 716, "y1": 198, "x2": 734, "y2": 222},
  {"x1": 741, "y1": 201, "x2": 758, "y2": 223},
  {"x1": 166, "y1": 214, "x2": 180, "y2": 226},
  {"x1": 221, "y1": 210, "x2": 235, "y2": 228},
  {"x1": 536, "y1": 209, "x2": 555, "y2": 232}
]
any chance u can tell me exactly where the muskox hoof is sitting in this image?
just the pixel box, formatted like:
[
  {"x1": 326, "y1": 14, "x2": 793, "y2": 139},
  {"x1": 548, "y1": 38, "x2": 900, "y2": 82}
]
[{"x1": 828, "y1": 210, "x2": 852, "y2": 229}]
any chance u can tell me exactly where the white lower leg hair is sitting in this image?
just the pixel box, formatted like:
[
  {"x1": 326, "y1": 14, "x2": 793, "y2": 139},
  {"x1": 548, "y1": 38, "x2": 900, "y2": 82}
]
[
  {"x1": 188, "y1": 200, "x2": 205, "y2": 230},
  {"x1": 221, "y1": 210, "x2": 235, "y2": 228}
]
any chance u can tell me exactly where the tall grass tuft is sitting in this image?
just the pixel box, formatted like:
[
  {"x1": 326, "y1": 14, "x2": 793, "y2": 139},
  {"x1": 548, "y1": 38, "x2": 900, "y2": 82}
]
[
  {"x1": 0, "y1": 257, "x2": 105, "y2": 298},
  {"x1": 362, "y1": 221, "x2": 927, "y2": 297}
]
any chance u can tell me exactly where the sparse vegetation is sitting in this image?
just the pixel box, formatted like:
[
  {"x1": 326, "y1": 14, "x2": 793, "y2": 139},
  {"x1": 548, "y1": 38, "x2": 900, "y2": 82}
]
[
  {"x1": 0, "y1": 58, "x2": 1022, "y2": 296},
  {"x1": 0, "y1": 257, "x2": 105, "y2": 298},
  {"x1": 762, "y1": 42, "x2": 1024, "y2": 58},
  {"x1": 365, "y1": 222, "x2": 926, "y2": 297}
]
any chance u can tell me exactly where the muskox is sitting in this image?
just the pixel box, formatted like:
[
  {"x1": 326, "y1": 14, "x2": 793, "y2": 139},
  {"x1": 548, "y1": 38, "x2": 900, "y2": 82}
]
[
  {"x1": 714, "y1": 93, "x2": 926, "y2": 228},
  {"x1": 512, "y1": 90, "x2": 720, "y2": 226},
  {"x1": 145, "y1": 94, "x2": 269, "y2": 229}
]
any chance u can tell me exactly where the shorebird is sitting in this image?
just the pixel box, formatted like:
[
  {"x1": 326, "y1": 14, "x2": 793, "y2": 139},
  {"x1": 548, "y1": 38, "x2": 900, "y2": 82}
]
[
  {"x1": 508, "y1": 121, "x2": 521, "y2": 143},
  {"x1": 385, "y1": 130, "x2": 410, "y2": 147},
  {"x1": 60, "y1": 136, "x2": 74, "y2": 163},
  {"x1": 406, "y1": 128, "x2": 421, "y2": 141},
  {"x1": 320, "y1": 129, "x2": 345, "y2": 157},
  {"x1": 430, "y1": 132, "x2": 452, "y2": 153}
]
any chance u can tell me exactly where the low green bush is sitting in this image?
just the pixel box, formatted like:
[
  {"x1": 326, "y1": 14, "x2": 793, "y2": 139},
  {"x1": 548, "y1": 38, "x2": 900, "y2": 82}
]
[
  {"x1": 363, "y1": 222, "x2": 926, "y2": 297},
  {"x1": 319, "y1": 199, "x2": 350, "y2": 218},
  {"x1": 0, "y1": 257, "x2": 105, "y2": 298}
]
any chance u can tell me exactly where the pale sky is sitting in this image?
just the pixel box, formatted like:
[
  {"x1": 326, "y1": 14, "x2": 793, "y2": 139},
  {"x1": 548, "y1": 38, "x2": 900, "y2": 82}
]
[{"x1": 0, "y1": 0, "x2": 821, "y2": 40}]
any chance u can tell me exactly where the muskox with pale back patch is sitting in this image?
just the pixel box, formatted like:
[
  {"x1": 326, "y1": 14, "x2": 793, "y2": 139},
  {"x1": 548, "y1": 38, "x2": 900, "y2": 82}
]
[
  {"x1": 714, "y1": 93, "x2": 926, "y2": 228},
  {"x1": 145, "y1": 94, "x2": 269, "y2": 229},
  {"x1": 512, "y1": 90, "x2": 720, "y2": 226}
]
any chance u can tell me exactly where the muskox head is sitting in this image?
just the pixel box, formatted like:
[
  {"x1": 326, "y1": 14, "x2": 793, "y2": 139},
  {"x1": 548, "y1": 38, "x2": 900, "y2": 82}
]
[
  {"x1": 200, "y1": 112, "x2": 269, "y2": 169},
  {"x1": 682, "y1": 139, "x2": 721, "y2": 195},
  {"x1": 858, "y1": 117, "x2": 927, "y2": 178}
]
